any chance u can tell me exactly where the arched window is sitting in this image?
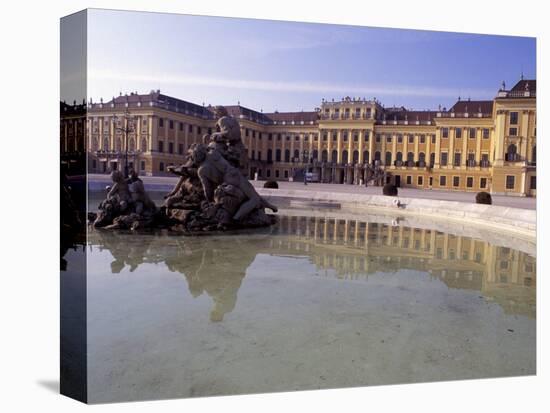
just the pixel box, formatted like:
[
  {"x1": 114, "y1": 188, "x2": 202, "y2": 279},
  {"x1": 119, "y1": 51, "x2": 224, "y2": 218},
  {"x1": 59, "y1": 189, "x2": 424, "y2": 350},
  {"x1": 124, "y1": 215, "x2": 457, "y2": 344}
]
[
  {"x1": 103, "y1": 138, "x2": 109, "y2": 151},
  {"x1": 284, "y1": 149, "x2": 290, "y2": 162},
  {"x1": 267, "y1": 149, "x2": 273, "y2": 162},
  {"x1": 128, "y1": 138, "x2": 135, "y2": 152},
  {"x1": 275, "y1": 149, "x2": 281, "y2": 162},
  {"x1": 294, "y1": 149, "x2": 300, "y2": 161},
  {"x1": 506, "y1": 144, "x2": 518, "y2": 161},
  {"x1": 532, "y1": 145, "x2": 536, "y2": 163},
  {"x1": 116, "y1": 138, "x2": 122, "y2": 152},
  {"x1": 322, "y1": 150, "x2": 328, "y2": 162},
  {"x1": 331, "y1": 150, "x2": 338, "y2": 163},
  {"x1": 141, "y1": 138, "x2": 147, "y2": 151},
  {"x1": 430, "y1": 153, "x2": 435, "y2": 166},
  {"x1": 342, "y1": 150, "x2": 348, "y2": 164},
  {"x1": 312, "y1": 149, "x2": 318, "y2": 161},
  {"x1": 363, "y1": 150, "x2": 369, "y2": 163},
  {"x1": 385, "y1": 151, "x2": 392, "y2": 165},
  {"x1": 418, "y1": 152, "x2": 426, "y2": 165},
  {"x1": 92, "y1": 138, "x2": 98, "y2": 151},
  {"x1": 396, "y1": 152, "x2": 403, "y2": 162},
  {"x1": 353, "y1": 150, "x2": 359, "y2": 164},
  {"x1": 374, "y1": 151, "x2": 381, "y2": 161},
  {"x1": 407, "y1": 151, "x2": 414, "y2": 166}
]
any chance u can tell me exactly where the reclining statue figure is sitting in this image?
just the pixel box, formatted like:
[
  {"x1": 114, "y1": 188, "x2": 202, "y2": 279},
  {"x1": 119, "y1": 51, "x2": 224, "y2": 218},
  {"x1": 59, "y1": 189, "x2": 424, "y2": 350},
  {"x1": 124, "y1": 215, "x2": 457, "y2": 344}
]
[{"x1": 184, "y1": 143, "x2": 277, "y2": 221}]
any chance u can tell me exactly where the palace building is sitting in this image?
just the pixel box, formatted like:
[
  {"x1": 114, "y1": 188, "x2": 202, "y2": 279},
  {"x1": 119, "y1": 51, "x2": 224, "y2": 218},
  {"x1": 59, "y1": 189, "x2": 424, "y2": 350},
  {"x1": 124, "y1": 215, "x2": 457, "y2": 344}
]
[{"x1": 73, "y1": 78, "x2": 536, "y2": 196}]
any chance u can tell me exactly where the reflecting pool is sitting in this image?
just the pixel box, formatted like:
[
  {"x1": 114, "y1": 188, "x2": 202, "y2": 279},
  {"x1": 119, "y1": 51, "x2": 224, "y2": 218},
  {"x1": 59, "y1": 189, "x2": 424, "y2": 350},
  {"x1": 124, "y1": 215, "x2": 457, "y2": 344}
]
[{"x1": 77, "y1": 210, "x2": 536, "y2": 403}]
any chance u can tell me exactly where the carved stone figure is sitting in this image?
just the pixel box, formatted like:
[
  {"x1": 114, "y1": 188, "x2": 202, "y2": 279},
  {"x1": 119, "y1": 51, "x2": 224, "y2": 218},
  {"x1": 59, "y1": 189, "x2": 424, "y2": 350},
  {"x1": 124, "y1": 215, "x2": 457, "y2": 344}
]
[{"x1": 188, "y1": 143, "x2": 277, "y2": 221}]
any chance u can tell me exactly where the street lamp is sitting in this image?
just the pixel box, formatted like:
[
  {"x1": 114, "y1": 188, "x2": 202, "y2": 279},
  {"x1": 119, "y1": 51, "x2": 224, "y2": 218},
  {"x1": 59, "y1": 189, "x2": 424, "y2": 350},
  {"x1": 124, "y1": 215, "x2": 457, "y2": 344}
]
[
  {"x1": 302, "y1": 149, "x2": 309, "y2": 185},
  {"x1": 113, "y1": 108, "x2": 137, "y2": 178}
]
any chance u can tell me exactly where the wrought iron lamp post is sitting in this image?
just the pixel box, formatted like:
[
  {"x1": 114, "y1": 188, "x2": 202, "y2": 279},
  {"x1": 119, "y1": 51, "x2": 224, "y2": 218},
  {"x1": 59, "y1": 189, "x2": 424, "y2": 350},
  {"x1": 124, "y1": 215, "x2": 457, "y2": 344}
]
[
  {"x1": 302, "y1": 149, "x2": 309, "y2": 185},
  {"x1": 112, "y1": 108, "x2": 137, "y2": 178}
]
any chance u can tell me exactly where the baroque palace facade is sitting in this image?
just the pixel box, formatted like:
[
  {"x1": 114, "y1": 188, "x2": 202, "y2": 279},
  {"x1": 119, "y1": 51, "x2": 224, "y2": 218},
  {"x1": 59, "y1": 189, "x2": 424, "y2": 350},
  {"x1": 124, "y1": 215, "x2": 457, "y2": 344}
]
[{"x1": 71, "y1": 78, "x2": 536, "y2": 196}]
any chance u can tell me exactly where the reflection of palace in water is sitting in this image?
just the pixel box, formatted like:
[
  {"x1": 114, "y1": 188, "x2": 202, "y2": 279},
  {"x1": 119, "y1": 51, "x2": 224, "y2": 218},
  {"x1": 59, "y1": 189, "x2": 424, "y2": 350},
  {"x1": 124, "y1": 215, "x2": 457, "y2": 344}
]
[{"x1": 90, "y1": 216, "x2": 536, "y2": 320}]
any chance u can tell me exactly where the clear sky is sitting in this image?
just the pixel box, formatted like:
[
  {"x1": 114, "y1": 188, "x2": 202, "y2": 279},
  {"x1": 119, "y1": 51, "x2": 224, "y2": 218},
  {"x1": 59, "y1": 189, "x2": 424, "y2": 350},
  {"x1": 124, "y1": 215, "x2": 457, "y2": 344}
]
[{"x1": 85, "y1": 8, "x2": 536, "y2": 112}]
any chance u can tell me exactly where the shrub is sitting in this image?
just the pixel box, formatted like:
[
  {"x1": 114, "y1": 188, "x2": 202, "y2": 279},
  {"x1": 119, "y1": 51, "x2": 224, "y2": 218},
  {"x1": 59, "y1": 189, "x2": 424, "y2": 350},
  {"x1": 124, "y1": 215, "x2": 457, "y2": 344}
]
[
  {"x1": 475, "y1": 191, "x2": 492, "y2": 205},
  {"x1": 263, "y1": 180, "x2": 279, "y2": 189},
  {"x1": 383, "y1": 184, "x2": 398, "y2": 196}
]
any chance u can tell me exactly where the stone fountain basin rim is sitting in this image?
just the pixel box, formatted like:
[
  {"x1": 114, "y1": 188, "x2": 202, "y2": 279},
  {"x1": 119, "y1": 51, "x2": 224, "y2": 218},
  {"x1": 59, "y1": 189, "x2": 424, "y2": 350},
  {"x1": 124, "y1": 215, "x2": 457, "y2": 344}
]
[{"x1": 258, "y1": 188, "x2": 536, "y2": 241}]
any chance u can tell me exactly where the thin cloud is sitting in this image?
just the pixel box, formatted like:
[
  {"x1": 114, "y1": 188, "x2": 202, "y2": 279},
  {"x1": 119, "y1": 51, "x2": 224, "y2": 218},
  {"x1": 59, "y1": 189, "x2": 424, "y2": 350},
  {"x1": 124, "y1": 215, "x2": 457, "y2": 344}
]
[{"x1": 89, "y1": 69, "x2": 495, "y2": 100}]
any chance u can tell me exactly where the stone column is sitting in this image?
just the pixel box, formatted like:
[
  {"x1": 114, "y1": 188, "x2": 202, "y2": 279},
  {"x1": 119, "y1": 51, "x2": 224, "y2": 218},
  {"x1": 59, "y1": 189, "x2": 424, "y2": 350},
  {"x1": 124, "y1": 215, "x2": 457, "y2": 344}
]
[{"x1": 368, "y1": 130, "x2": 374, "y2": 163}]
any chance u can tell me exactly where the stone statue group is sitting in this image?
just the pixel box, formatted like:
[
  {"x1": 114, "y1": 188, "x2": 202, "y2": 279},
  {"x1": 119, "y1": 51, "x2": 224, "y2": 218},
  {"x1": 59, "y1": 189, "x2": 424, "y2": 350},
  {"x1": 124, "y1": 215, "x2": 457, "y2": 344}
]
[{"x1": 91, "y1": 106, "x2": 278, "y2": 232}]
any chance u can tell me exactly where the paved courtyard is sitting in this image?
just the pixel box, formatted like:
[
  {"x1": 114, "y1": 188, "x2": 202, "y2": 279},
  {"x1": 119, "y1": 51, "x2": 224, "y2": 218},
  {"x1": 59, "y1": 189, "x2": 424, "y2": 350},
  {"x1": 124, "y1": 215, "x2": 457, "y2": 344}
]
[{"x1": 88, "y1": 174, "x2": 536, "y2": 210}]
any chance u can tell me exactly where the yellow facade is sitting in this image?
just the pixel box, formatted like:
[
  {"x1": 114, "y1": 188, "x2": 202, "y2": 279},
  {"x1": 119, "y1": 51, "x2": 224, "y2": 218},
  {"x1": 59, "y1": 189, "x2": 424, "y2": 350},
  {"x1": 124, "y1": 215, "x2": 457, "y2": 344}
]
[{"x1": 79, "y1": 79, "x2": 536, "y2": 196}]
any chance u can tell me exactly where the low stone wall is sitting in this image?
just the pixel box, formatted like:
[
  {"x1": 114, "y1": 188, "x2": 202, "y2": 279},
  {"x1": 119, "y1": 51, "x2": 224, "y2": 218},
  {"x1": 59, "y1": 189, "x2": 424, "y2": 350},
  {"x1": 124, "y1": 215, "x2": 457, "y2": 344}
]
[{"x1": 258, "y1": 188, "x2": 537, "y2": 240}]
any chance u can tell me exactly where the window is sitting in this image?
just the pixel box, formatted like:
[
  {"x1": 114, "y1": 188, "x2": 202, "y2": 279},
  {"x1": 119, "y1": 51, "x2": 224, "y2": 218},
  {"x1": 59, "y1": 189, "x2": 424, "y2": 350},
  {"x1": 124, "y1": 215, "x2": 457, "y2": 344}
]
[
  {"x1": 323, "y1": 133, "x2": 328, "y2": 141},
  {"x1": 430, "y1": 153, "x2": 435, "y2": 166},
  {"x1": 442, "y1": 128, "x2": 449, "y2": 138},
  {"x1": 354, "y1": 134, "x2": 359, "y2": 142},
  {"x1": 250, "y1": 150, "x2": 255, "y2": 160},
  {"x1": 179, "y1": 122, "x2": 183, "y2": 131},
  {"x1": 277, "y1": 134, "x2": 281, "y2": 141},
  {"x1": 386, "y1": 135, "x2": 392, "y2": 143},
  {"x1": 509, "y1": 127, "x2": 518, "y2": 136},
  {"x1": 376, "y1": 134, "x2": 381, "y2": 143},
  {"x1": 295, "y1": 135, "x2": 299, "y2": 141},
  {"x1": 506, "y1": 175, "x2": 515, "y2": 190},
  {"x1": 284, "y1": 170, "x2": 288, "y2": 178},
  {"x1": 253, "y1": 130, "x2": 256, "y2": 138},
  {"x1": 420, "y1": 135, "x2": 426, "y2": 144},
  {"x1": 159, "y1": 162, "x2": 164, "y2": 172},
  {"x1": 467, "y1": 177, "x2": 474, "y2": 188},
  {"x1": 455, "y1": 128, "x2": 462, "y2": 139},
  {"x1": 169, "y1": 120, "x2": 174, "y2": 129},
  {"x1": 385, "y1": 151, "x2": 392, "y2": 165},
  {"x1": 178, "y1": 143, "x2": 184, "y2": 155},
  {"x1": 454, "y1": 152, "x2": 461, "y2": 166},
  {"x1": 453, "y1": 176, "x2": 460, "y2": 187},
  {"x1": 441, "y1": 152, "x2": 448, "y2": 166},
  {"x1": 286, "y1": 136, "x2": 290, "y2": 141},
  {"x1": 481, "y1": 153, "x2": 490, "y2": 167},
  {"x1": 275, "y1": 170, "x2": 280, "y2": 178},
  {"x1": 245, "y1": 128, "x2": 249, "y2": 137},
  {"x1": 168, "y1": 142, "x2": 174, "y2": 154},
  {"x1": 92, "y1": 159, "x2": 97, "y2": 169},
  {"x1": 284, "y1": 149, "x2": 290, "y2": 162},
  {"x1": 258, "y1": 151, "x2": 262, "y2": 161},
  {"x1": 482, "y1": 128, "x2": 490, "y2": 139},
  {"x1": 364, "y1": 131, "x2": 370, "y2": 142},
  {"x1": 417, "y1": 176, "x2": 423, "y2": 186},
  {"x1": 268, "y1": 133, "x2": 273, "y2": 141},
  {"x1": 397, "y1": 134, "x2": 403, "y2": 144},
  {"x1": 266, "y1": 169, "x2": 271, "y2": 178},
  {"x1": 469, "y1": 128, "x2": 476, "y2": 139},
  {"x1": 406, "y1": 176, "x2": 412, "y2": 185},
  {"x1": 275, "y1": 149, "x2": 281, "y2": 162},
  {"x1": 343, "y1": 133, "x2": 348, "y2": 142},
  {"x1": 267, "y1": 149, "x2": 273, "y2": 162},
  {"x1": 158, "y1": 141, "x2": 164, "y2": 153},
  {"x1": 140, "y1": 161, "x2": 145, "y2": 171},
  {"x1": 480, "y1": 177, "x2": 487, "y2": 189},
  {"x1": 408, "y1": 134, "x2": 414, "y2": 144},
  {"x1": 506, "y1": 144, "x2": 518, "y2": 161},
  {"x1": 159, "y1": 118, "x2": 164, "y2": 127},
  {"x1": 189, "y1": 124, "x2": 193, "y2": 133},
  {"x1": 197, "y1": 127, "x2": 201, "y2": 134},
  {"x1": 431, "y1": 134, "x2": 436, "y2": 144},
  {"x1": 440, "y1": 176, "x2": 447, "y2": 186},
  {"x1": 510, "y1": 111, "x2": 519, "y2": 125},
  {"x1": 530, "y1": 176, "x2": 536, "y2": 190}
]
